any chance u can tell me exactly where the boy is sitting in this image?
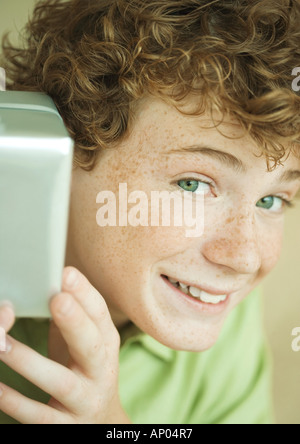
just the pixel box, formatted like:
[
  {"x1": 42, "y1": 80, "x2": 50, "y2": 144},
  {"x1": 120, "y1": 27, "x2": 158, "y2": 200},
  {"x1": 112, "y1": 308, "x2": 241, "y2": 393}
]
[{"x1": 0, "y1": 0, "x2": 300, "y2": 424}]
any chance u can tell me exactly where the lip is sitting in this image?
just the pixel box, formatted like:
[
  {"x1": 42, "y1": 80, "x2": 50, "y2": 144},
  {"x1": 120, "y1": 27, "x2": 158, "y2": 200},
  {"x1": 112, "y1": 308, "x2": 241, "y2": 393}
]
[
  {"x1": 162, "y1": 275, "x2": 237, "y2": 296},
  {"x1": 161, "y1": 275, "x2": 232, "y2": 315}
]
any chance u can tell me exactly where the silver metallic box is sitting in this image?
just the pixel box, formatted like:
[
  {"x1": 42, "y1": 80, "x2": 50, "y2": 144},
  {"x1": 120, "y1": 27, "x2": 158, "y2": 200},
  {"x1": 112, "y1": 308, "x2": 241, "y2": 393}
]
[{"x1": 0, "y1": 91, "x2": 74, "y2": 317}]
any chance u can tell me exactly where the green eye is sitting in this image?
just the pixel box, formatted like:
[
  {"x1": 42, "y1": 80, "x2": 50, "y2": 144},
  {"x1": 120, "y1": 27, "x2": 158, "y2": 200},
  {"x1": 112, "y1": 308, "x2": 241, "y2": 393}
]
[
  {"x1": 178, "y1": 179, "x2": 211, "y2": 194},
  {"x1": 256, "y1": 196, "x2": 292, "y2": 212},
  {"x1": 256, "y1": 196, "x2": 276, "y2": 210},
  {"x1": 178, "y1": 180, "x2": 199, "y2": 192}
]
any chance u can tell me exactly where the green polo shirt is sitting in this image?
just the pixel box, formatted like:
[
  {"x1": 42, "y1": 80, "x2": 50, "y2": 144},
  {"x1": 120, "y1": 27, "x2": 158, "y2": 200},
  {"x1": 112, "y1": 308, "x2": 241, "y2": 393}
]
[{"x1": 0, "y1": 287, "x2": 274, "y2": 424}]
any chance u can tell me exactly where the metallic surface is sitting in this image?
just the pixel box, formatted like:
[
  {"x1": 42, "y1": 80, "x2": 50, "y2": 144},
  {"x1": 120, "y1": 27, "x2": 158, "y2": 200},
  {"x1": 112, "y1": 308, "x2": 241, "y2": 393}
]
[{"x1": 0, "y1": 91, "x2": 74, "y2": 317}]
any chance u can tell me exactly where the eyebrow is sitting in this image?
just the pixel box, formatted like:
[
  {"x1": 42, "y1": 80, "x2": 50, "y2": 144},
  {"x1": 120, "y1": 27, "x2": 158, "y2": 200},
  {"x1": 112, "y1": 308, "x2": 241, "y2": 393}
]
[
  {"x1": 166, "y1": 145, "x2": 246, "y2": 173},
  {"x1": 279, "y1": 169, "x2": 300, "y2": 183},
  {"x1": 166, "y1": 145, "x2": 300, "y2": 183}
]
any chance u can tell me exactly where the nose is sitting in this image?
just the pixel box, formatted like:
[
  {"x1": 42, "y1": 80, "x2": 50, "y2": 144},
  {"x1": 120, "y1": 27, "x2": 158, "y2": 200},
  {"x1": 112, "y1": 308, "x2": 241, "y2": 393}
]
[{"x1": 202, "y1": 210, "x2": 262, "y2": 275}]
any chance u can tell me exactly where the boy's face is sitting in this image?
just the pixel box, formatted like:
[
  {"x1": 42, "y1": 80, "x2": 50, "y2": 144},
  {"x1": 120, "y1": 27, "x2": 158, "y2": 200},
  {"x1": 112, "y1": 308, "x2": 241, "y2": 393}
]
[{"x1": 66, "y1": 97, "x2": 300, "y2": 352}]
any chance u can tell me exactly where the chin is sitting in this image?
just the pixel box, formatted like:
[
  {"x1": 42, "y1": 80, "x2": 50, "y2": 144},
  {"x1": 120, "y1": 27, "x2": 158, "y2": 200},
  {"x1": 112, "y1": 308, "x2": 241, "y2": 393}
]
[{"x1": 138, "y1": 317, "x2": 226, "y2": 353}]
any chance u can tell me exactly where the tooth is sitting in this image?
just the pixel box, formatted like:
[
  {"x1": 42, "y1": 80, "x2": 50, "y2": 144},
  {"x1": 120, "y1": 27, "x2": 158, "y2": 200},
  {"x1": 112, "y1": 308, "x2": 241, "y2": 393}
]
[
  {"x1": 179, "y1": 282, "x2": 188, "y2": 289},
  {"x1": 199, "y1": 291, "x2": 227, "y2": 304},
  {"x1": 202, "y1": 295, "x2": 219, "y2": 304},
  {"x1": 189, "y1": 286, "x2": 202, "y2": 298},
  {"x1": 199, "y1": 291, "x2": 216, "y2": 303},
  {"x1": 180, "y1": 286, "x2": 189, "y2": 294},
  {"x1": 168, "y1": 276, "x2": 227, "y2": 304}
]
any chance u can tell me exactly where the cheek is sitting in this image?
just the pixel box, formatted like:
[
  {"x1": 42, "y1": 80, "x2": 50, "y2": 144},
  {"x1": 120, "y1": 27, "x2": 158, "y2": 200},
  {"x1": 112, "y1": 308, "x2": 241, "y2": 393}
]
[
  {"x1": 259, "y1": 226, "x2": 283, "y2": 275},
  {"x1": 98, "y1": 225, "x2": 190, "y2": 274}
]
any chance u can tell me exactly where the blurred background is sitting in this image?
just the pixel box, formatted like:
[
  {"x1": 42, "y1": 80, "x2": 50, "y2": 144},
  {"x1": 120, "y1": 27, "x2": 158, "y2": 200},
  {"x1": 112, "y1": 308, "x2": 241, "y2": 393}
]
[{"x1": 1, "y1": 0, "x2": 300, "y2": 425}]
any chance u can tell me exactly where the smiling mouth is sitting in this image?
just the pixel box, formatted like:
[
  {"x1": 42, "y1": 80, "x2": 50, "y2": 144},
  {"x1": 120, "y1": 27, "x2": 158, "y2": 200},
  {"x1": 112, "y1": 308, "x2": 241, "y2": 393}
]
[{"x1": 162, "y1": 275, "x2": 229, "y2": 305}]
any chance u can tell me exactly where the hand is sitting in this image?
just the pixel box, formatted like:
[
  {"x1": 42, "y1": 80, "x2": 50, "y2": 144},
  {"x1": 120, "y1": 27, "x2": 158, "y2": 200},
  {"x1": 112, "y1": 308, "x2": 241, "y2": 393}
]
[
  {"x1": 0, "y1": 301, "x2": 15, "y2": 335},
  {"x1": 0, "y1": 267, "x2": 130, "y2": 424}
]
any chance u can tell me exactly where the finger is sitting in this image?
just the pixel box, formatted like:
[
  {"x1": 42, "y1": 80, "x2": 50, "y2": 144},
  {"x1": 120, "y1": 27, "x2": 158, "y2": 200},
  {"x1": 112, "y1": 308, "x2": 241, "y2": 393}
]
[
  {"x1": 0, "y1": 335, "x2": 86, "y2": 415},
  {"x1": 62, "y1": 267, "x2": 114, "y2": 332},
  {"x1": 48, "y1": 321, "x2": 69, "y2": 367},
  {"x1": 0, "y1": 383, "x2": 71, "y2": 424},
  {"x1": 50, "y1": 292, "x2": 109, "y2": 378},
  {"x1": 0, "y1": 303, "x2": 15, "y2": 333},
  {"x1": 61, "y1": 268, "x2": 119, "y2": 353}
]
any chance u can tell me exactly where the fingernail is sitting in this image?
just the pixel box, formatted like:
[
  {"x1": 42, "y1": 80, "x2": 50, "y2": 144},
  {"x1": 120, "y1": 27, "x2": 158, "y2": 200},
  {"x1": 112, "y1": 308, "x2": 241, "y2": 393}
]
[
  {"x1": 0, "y1": 332, "x2": 12, "y2": 353},
  {"x1": 64, "y1": 269, "x2": 78, "y2": 289},
  {"x1": 0, "y1": 327, "x2": 5, "y2": 352},
  {"x1": 0, "y1": 300, "x2": 14, "y2": 310}
]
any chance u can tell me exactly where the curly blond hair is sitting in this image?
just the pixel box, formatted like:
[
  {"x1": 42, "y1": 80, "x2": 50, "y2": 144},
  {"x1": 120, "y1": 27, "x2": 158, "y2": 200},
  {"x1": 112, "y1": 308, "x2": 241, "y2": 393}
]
[{"x1": 1, "y1": 0, "x2": 300, "y2": 170}]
